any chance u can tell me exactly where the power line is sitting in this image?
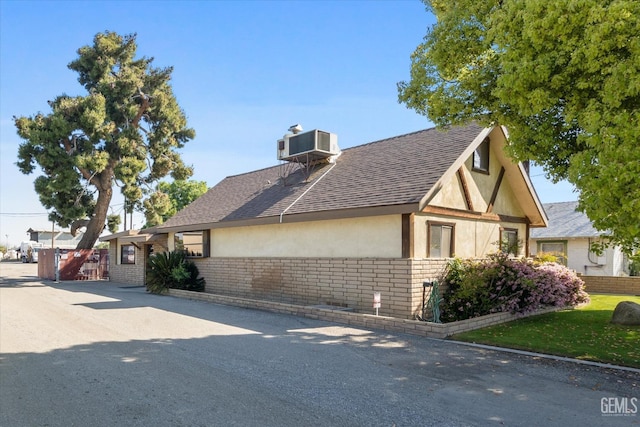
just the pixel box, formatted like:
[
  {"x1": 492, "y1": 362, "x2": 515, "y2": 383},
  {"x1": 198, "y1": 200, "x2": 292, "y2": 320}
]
[{"x1": 0, "y1": 212, "x2": 49, "y2": 216}]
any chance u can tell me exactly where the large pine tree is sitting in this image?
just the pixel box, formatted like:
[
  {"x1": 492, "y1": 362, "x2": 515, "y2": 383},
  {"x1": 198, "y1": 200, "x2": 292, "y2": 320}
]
[{"x1": 15, "y1": 32, "x2": 195, "y2": 248}]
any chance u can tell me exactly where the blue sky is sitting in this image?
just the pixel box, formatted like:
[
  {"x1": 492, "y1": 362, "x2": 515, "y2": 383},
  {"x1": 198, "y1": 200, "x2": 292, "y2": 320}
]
[{"x1": 0, "y1": 0, "x2": 576, "y2": 248}]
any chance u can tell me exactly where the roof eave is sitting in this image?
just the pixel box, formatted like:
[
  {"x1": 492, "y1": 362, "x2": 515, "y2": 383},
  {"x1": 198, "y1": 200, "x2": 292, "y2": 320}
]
[
  {"x1": 518, "y1": 162, "x2": 549, "y2": 228},
  {"x1": 153, "y1": 203, "x2": 420, "y2": 233},
  {"x1": 99, "y1": 229, "x2": 154, "y2": 243},
  {"x1": 99, "y1": 229, "x2": 141, "y2": 242}
]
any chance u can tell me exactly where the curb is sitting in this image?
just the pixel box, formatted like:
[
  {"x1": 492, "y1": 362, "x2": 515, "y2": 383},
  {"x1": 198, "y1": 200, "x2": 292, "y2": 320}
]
[{"x1": 442, "y1": 339, "x2": 640, "y2": 374}]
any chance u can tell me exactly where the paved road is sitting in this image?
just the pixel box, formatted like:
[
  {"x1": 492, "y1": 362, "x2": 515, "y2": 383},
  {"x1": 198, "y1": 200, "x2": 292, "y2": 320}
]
[{"x1": 1, "y1": 261, "x2": 638, "y2": 426}]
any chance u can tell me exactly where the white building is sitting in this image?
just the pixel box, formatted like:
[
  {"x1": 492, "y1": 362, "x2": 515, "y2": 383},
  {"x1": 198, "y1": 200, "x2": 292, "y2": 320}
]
[
  {"x1": 26, "y1": 228, "x2": 83, "y2": 249},
  {"x1": 530, "y1": 201, "x2": 630, "y2": 276}
]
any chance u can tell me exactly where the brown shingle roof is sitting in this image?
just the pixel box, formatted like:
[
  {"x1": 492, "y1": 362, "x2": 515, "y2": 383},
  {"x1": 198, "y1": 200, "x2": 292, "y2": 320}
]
[{"x1": 157, "y1": 123, "x2": 485, "y2": 230}]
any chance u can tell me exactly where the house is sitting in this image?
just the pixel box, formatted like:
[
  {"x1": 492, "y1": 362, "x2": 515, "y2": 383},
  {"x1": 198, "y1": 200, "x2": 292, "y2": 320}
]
[
  {"x1": 26, "y1": 228, "x2": 84, "y2": 249},
  {"x1": 530, "y1": 201, "x2": 630, "y2": 276},
  {"x1": 102, "y1": 123, "x2": 547, "y2": 319}
]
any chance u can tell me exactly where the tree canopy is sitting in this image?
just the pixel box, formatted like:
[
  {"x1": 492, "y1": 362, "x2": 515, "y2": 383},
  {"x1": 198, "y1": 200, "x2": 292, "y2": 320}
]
[
  {"x1": 143, "y1": 179, "x2": 208, "y2": 228},
  {"x1": 15, "y1": 32, "x2": 195, "y2": 248},
  {"x1": 398, "y1": 0, "x2": 640, "y2": 254}
]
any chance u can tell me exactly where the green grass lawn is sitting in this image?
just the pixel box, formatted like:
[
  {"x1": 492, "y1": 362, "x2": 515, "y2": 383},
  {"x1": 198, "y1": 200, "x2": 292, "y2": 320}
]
[{"x1": 451, "y1": 294, "x2": 640, "y2": 368}]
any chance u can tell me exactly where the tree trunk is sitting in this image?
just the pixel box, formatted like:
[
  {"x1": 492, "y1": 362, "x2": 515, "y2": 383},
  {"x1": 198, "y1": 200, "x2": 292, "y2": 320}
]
[{"x1": 75, "y1": 184, "x2": 113, "y2": 249}]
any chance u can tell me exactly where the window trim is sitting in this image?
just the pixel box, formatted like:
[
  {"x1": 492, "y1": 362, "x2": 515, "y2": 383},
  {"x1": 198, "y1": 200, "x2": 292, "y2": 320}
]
[
  {"x1": 537, "y1": 240, "x2": 568, "y2": 265},
  {"x1": 427, "y1": 221, "x2": 455, "y2": 258},
  {"x1": 472, "y1": 137, "x2": 490, "y2": 174},
  {"x1": 121, "y1": 244, "x2": 136, "y2": 265},
  {"x1": 499, "y1": 227, "x2": 519, "y2": 256},
  {"x1": 174, "y1": 230, "x2": 210, "y2": 258}
]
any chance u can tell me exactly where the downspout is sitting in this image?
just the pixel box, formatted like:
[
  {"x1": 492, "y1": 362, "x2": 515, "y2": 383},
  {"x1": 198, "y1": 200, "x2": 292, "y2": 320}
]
[{"x1": 279, "y1": 159, "x2": 339, "y2": 223}]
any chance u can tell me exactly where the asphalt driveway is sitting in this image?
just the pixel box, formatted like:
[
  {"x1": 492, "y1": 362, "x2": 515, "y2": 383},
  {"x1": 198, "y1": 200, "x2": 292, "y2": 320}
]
[{"x1": 1, "y1": 261, "x2": 638, "y2": 426}]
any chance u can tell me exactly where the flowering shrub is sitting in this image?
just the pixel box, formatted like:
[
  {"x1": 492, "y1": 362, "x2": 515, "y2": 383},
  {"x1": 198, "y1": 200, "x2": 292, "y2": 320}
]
[{"x1": 440, "y1": 253, "x2": 589, "y2": 322}]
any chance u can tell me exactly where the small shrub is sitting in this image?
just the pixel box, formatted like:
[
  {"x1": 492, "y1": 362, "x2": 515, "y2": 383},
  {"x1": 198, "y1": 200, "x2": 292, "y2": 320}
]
[
  {"x1": 630, "y1": 256, "x2": 640, "y2": 276},
  {"x1": 533, "y1": 251, "x2": 560, "y2": 264},
  {"x1": 440, "y1": 253, "x2": 589, "y2": 322},
  {"x1": 146, "y1": 250, "x2": 205, "y2": 294}
]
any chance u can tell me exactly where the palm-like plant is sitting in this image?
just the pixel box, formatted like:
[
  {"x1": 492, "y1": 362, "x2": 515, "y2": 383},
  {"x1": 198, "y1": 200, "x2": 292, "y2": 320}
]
[{"x1": 146, "y1": 251, "x2": 205, "y2": 294}]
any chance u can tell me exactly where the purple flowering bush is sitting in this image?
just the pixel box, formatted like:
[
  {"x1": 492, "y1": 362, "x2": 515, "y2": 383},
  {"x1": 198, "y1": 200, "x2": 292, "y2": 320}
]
[{"x1": 440, "y1": 253, "x2": 589, "y2": 322}]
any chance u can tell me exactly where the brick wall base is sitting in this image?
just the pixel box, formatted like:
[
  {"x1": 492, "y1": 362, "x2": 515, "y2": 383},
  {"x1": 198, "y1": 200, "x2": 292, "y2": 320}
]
[
  {"x1": 579, "y1": 275, "x2": 640, "y2": 295},
  {"x1": 107, "y1": 243, "x2": 145, "y2": 285},
  {"x1": 191, "y1": 257, "x2": 449, "y2": 320}
]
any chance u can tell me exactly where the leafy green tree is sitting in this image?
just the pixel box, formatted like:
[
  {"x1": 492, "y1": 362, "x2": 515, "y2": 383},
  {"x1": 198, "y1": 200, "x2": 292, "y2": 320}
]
[
  {"x1": 143, "y1": 179, "x2": 207, "y2": 227},
  {"x1": 398, "y1": 0, "x2": 640, "y2": 254},
  {"x1": 14, "y1": 32, "x2": 195, "y2": 249}
]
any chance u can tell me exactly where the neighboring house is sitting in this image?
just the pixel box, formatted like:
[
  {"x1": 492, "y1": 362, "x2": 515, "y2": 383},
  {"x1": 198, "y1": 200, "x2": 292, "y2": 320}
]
[
  {"x1": 530, "y1": 201, "x2": 630, "y2": 276},
  {"x1": 26, "y1": 228, "x2": 84, "y2": 249},
  {"x1": 102, "y1": 123, "x2": 547, "y2": 319}
]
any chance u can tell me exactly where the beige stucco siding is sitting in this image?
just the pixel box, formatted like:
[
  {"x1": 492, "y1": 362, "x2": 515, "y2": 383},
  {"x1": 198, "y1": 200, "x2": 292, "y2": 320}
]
[
  {"x1": 491, "y1": 170, "x2": 526, "y2": 218},
  {"x1": 431, "y1": 128, "x2": 522, "y2": 215},
  {"x1": 530, "y1": 237, "x2": 627, "y2": 276},
  {"x1": 414, "y1": 214, "x2": 527, "y2": 258},
  {"x1": 205, "y1": 215, "x2": 402, "y2": 258},
  {"x1": 499, "y1": 222, "x2": 528, "y2": 257},
  {"x1": 430, "y1": 170, "x2": 468, "y2": 210},
  {"x1": 429, "y1": 130, "x2": 496, "y2": 211},
  {"x1": 465, "y1": 160, "x2": 495, "y2": 213}
]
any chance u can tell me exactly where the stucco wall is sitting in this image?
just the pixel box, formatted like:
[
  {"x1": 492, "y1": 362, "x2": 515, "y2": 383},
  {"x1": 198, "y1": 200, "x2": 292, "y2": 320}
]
[
  {"x1": 208, "y1": 215, "x2": 402, "y2": 258},
  {"x1": 432, "y1": 170, "x2": 468, "y2": 210},
  {"x1": 433, "y1": 157, "x2": 520, "y2": 216},
  {"x1": 530, "y1": 238, "x2": 627, "y2": 276},
  {"x1": 435, "y1": 127, "x2": 524, "y2": 219},
  {"x1": 425, "y1": 128, "x2": 527, "y2": 258},
  {"x1": 413, "y1": 214, "x2": 526, "y2": 258},
  {"x1": 568, "y1": 239, "x2": 615, "y2": 276},
  {"x1": 191, "y1": 257, "x2": 449, "y2": 319}
]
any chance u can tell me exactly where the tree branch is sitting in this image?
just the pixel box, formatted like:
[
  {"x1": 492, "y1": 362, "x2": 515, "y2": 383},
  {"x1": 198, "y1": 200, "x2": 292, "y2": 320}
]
[{"x1": 131, "y1": 88, "x2": 150, "y2": 128}]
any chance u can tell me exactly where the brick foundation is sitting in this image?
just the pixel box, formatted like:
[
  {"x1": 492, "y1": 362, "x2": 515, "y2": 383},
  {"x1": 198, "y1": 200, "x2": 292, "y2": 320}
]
[
  {"x1": 191, "y1": 257, "x2": 449, "y2": 319},
  {"x1": 107, "y1": 243, "x2": 145, "y2": 285}
]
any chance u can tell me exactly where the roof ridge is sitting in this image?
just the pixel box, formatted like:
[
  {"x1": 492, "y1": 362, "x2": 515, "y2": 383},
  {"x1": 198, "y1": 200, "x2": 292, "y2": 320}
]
[{"x1": 543, "y1": 201, "x2": 579, "y2": 207}]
